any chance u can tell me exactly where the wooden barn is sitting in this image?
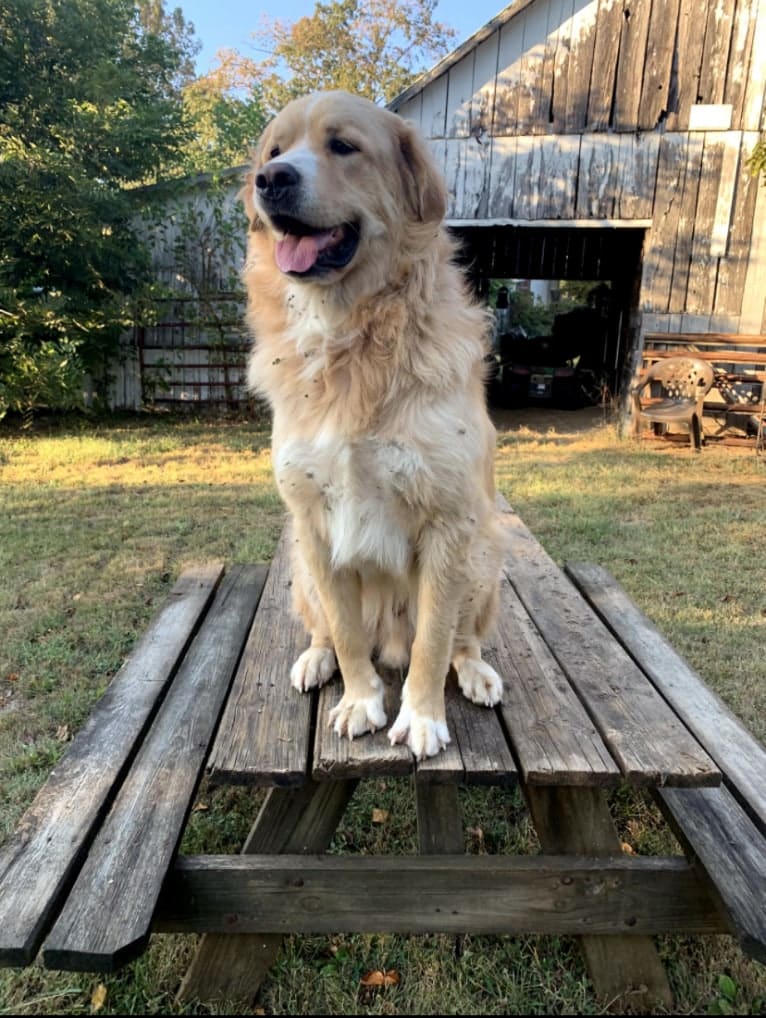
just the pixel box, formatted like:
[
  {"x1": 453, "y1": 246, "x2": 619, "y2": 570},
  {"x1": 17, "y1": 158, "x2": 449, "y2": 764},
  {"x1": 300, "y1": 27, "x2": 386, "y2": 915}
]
[{"x1": 389, "y1": 0, "x2": 766, "y2": 417}]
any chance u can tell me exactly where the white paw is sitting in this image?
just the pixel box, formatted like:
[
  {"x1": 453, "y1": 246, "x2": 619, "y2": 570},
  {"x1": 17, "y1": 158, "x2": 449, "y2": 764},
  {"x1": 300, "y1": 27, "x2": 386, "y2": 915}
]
[
  {"x1": 290, "y1": 646, "x2": 337, "y2": 692},
  {"x1": 388, "y1": 702, "x2": 450, "y2": 760},
  {"x1": 329, "y1": 680, "x2": 387, "y2": 739},
  {"x1": 456, "y1": 658, "x2": 503, "y2": 707}
]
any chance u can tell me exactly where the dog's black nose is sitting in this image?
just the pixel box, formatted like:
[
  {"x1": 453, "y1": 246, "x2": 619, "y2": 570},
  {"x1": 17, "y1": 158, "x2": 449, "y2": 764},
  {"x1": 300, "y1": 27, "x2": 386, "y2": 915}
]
[{"x1": 255, "y1": 161, "x2": 301, "y2": 203}]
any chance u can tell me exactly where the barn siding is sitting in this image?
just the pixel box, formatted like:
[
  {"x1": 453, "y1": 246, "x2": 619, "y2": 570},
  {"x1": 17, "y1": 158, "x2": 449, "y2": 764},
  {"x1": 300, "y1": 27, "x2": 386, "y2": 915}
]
[{"x1": 391, "y1": 0, "x2": 766, "y2": 340}]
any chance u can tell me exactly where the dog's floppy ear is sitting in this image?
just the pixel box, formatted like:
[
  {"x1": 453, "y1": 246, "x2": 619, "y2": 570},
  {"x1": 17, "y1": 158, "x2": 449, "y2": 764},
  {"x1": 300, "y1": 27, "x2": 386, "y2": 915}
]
[
  {"x1": 396, "y1": 119, "x2": 447, "y2": 225},
  {"x1": 239, "y1": 169, "x2": 264, "y2": 232}
]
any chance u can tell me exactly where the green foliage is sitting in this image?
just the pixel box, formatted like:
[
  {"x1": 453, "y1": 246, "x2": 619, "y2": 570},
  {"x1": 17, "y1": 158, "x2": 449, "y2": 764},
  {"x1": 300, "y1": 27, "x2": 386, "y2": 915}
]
[
  {"x1": 747, "y1": 136, "x2": 766, "y2": 184},
  {"x1": 255, "y1": 0, "x2": 456, "y2": 110},
  {"x1": 708, "y1": 973, "x2": 765, "y2": 1015},
  {"x1": 0, "y1": 0, "x2": 192, "y2": 419},
  {"x1": 180, "y1": 50, "x2": 268, "y2": 174}
]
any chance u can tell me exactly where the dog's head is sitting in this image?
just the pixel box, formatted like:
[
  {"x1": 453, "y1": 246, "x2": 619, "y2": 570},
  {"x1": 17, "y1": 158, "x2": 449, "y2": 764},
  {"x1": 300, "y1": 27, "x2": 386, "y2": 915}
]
[{"x1": 241, "y1": 91, "x2": 447, "y2": 286}]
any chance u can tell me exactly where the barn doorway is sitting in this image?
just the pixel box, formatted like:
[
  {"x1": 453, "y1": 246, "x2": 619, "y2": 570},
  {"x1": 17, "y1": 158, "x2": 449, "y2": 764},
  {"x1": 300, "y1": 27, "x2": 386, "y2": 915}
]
[{"x1": 451, "y1": 225, "x2": 645, "y2": 410}]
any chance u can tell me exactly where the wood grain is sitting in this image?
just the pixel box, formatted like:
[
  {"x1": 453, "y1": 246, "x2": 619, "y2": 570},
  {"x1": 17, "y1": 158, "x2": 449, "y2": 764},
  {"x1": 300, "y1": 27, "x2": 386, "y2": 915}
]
[
  {"x1": 565, "y1": 562, "x2": 766, "y2": 834},
  {"x1": 41, "y1": 566, "x2": 265, "y2": 972},
  {"x1": 498, "y1": 499, "x2": 720, "y2": 786},
  {"x1": 0, "y1": 562, "x2": 223, "y2": 966},
  {"x1": 156, "y1": 853, "x2": 723, "y2": 937},
  {"x1": 207, "y1": 526, "x2": 314, "y2": 786}
]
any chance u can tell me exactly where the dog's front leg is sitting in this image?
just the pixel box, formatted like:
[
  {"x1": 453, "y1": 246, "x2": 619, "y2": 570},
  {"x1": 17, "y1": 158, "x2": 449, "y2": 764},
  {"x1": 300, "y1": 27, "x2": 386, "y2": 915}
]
[
  {"x1": 389, "y1": 523, "x2": 462, "y2": 758},
  {"x1": 292, "y1": 519, "x2": 387, "y2": 739}
]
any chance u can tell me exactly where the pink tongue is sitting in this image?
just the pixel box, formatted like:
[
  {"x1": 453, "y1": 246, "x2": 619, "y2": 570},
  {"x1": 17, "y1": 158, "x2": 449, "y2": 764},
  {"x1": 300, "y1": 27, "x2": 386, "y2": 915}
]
[{"x1": 275, "y1": 230, "x2": 336, "y2": 273}]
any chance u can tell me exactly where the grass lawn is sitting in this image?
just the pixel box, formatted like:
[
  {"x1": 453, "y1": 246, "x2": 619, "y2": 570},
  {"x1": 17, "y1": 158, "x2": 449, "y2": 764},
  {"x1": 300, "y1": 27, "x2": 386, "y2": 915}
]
[{"x1": 0, "y1": 409, "x2": 765, "y2": 1015}]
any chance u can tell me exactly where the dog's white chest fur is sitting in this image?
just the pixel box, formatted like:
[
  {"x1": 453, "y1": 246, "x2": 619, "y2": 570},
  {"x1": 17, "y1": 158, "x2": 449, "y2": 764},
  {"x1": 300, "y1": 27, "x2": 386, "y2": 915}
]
[{"x1": 275, "y1": 432, "x2": 424, "y2": 574}]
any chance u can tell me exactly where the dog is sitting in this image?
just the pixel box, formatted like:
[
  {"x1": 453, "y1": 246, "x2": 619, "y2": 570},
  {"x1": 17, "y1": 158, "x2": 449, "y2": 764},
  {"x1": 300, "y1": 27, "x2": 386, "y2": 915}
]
[{"x1": 240, "y1": 91, "x2": 506, "y2": 759}]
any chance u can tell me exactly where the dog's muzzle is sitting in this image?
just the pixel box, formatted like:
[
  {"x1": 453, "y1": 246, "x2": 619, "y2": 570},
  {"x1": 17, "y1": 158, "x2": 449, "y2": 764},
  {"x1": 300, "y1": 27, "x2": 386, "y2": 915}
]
[{"x1": 255, "y1": 160, "x2": 360, "y2": 277}]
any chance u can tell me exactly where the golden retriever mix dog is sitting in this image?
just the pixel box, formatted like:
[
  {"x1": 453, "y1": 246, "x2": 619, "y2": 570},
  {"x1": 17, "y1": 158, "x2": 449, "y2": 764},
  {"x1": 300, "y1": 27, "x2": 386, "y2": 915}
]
[{"x1": 241, "y1": 91, "x2": 506, "y2": 759}]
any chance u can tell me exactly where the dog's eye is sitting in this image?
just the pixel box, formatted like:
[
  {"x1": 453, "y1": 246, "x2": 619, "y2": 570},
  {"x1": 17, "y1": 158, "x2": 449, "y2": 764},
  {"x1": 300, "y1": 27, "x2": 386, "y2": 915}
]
[
  {"x1": 328, "y1": 138, "x2": 358, "y2": 156},
  {"x1": 269, "y1": 146, "x2": 280, "y2": 159}
]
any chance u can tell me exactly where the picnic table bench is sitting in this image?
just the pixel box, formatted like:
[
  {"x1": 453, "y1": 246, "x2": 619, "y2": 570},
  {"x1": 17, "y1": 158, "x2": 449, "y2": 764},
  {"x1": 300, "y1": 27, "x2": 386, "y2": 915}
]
[{"x1": 1, "y1": 500, "x2": 765, "y2": 1010}]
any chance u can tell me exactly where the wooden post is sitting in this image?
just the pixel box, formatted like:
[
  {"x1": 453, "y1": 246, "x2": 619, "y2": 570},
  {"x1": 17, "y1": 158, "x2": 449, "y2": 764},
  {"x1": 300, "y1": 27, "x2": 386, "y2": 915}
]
[
  {"x1": 178, "y1": 778, "x2": 356, "y2": 1006},
  {"x1": 525, "y1": 785, "x2": 673, "y2": 1011}
]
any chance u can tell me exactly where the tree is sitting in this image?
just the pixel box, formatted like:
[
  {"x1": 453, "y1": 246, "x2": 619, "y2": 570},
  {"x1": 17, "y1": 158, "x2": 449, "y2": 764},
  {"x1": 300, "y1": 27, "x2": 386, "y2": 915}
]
[
  {"x1": 181, "y1": 49, "x2": 268, "y2": 174},
  {"x1": 254, "y1": 0, "x2": 456, "y2": 110},
  {"x1": 0, "y1": 0, "x2": 192, "y2": 418},
  {"x1": 748, "y1": 136, "x2": 766, "y2": 185}
]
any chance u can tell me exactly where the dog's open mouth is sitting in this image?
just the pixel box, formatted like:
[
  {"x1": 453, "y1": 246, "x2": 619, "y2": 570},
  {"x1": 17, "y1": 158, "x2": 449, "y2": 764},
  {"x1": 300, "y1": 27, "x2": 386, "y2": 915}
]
[{"x1": 271, "y1": 215, "x2": 360, "y2": 276}]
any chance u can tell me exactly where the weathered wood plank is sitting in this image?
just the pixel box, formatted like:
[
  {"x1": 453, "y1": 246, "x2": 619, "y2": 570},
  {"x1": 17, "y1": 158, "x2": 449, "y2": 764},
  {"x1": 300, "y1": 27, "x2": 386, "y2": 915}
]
[
  {"x1": 526, "y1": 785, "x2": 673, "y2": 1008},
  {"x1": 564, "y1": 562, "x2": 766, "y2": 835},
  {"x1": 642, "y1": 133, "x2": 689, "y2": 313},
  {"x1": 493, "y1": 8, "x2": 526, "y2": 134},
  {"x1": 469, "y1": 32, "x2": 499, "y2": 142},
  {"x1": 178, "y1": 779, "x2": 356, "y2": 1005},
  {"x1": 533, "y1": 0, "x2": 570, "y2": 135},
  {"x1": 710, "y1": 131, "x2": 742, "y2": 258},
  {"x1": 313, "y1": 669, "x2": 412, "y2": 781},
  {"x1": 687, "y1": 131, "x2": 726, "y2": 313},
  {"x1": 658, "y1": 785, "x2": 766, "y2": 963},
  {"x1": 576, "y1": 134, "x2": 621, "y2": 218},
  {"x1": 665, "y1": 0, "x2": 706, "y2": 131},
  {"x1": 443, "y1": 137, "x2": 491, "y2": 221},
  {"x1": 156, "y1": 853, "x2": 724, "y2": 937},
  {"x1": 615, "y1": 132, "x2": 660, "y2": 220},
  {"x1": 549, "y1": 0, "x2": 575, "y2": 132},
  {"x1": 445, "y1": 49, "x2": 475, "y2": 138},
  {"x1": 0, "y1": 562, "x2": 223, "y2": 966},
  {"x1": 416, "y1": 669, "x2": 517, "y2": 785},
  {"x1": 741, "y1": 0, "x2": 766, "y2": 131},
  {"x1": 564, "y1": 0, "x2": 599, "y2": 132},
  {"x1": 487, "y1": 135, "x2": 518, "y2": 219},
  {"x1": 420, "y1": 72, "x2": 449, "y2": 138},
  {"x1": 724, "y1": 0, "x2": 758, "y2": 128},
  {"x1": 585, "y1": 0, "x2": 623, "y2": 130},
  {"x1": 612, "y1": 0, "x2": 652, "y2": 130},
  {"x1": 716, "y1": 133, "x2": 761, "y2": 315},
  {"x1": 498, "y1": 501, "x2": 720, "y2": 786},
  {"x1": 698, "y1": 0, "x2": 736, "y2": 107},
  {"x1": 491, "y1": 573, "x2": 619, "y2": 786},
  {"x1": 41, "y1": 565, "x2": 266, "y2": 973},
  {"x1": 517, "y1": 0, "x2": 550, "y2": 133},
  {"x1": 639, "y1": 0, "x2": 681, "y2": 130},
  {"x1": 207, "y1": 526, "x2": 313, "y2": 787},
  {"x1": 415, "y1": 783, "x2": 464, "y2": 854},
  {"x1": 669, "y1": 133, "x2": 704, "y2": 314}
]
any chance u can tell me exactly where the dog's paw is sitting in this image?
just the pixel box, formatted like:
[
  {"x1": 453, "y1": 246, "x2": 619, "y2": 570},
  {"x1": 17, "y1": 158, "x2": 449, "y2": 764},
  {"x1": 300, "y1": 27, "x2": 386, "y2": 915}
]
[
  {"x1": 456, "y1": 658, "x2": 503, "y2": 707},
  {"x1": 290, "y1": 646, "x2": 337, "y2": 692},
  {"x1": 388, "y1": 702, "x2": 450, "y2": 759},
  {"x1": 329, "y1": 682, "x2": 387, "y2": 739}
]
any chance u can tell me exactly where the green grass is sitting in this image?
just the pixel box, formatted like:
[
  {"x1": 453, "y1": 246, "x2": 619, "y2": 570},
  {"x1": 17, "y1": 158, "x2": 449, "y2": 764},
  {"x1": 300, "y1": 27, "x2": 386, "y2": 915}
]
[{"x1": 1, "y1": 410, "x2": 765, "y2": 1016}]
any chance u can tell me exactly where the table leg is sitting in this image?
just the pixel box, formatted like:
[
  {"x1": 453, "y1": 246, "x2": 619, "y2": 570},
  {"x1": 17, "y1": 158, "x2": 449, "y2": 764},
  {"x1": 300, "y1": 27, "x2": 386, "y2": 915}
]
[
  {"x1": 525, "y1": 785, "x2": 673, "y2": 1011},
  {"x1": 177, "y1": 778, "x2": 356, "y2": 1005}
]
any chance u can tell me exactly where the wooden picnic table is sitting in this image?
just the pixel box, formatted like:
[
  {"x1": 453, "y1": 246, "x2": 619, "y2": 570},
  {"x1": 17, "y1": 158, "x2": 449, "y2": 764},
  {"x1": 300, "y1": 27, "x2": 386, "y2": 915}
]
[{"x1": 1, "y1": 500, "x2": 764, "y2": 1011}]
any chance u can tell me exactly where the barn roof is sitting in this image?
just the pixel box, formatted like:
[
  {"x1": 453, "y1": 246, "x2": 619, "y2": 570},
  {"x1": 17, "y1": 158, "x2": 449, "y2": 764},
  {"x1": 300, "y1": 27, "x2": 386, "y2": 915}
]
[{"x1": 388, "y1": 0, "x2": 537, "y2": 113}]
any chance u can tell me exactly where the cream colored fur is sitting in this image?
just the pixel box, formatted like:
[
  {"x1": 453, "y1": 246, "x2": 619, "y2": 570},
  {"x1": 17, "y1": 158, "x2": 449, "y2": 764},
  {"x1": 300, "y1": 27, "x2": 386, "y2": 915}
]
[{"x1": 241, "y1": 91, "x2": 506, "y2": 759}]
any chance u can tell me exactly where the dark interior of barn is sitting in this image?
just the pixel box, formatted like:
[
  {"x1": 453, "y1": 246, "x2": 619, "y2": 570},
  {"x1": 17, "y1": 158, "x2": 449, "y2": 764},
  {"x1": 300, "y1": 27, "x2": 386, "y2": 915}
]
[{"x1": 451, "y1": 226, "x2": 646, "y2": 410}]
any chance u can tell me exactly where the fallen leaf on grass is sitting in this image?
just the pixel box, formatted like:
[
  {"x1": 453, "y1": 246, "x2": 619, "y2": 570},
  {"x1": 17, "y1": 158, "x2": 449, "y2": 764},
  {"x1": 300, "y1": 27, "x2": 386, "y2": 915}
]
[
  {"x1": 360, "y1": 969, "x2": 400, "y2": 988},
  {"x1": 371, "y1": 808, "x2": 389, "y2": 824},
  {"x1": 91, "y1": 983, "x2": 107, "y2": 1012}
]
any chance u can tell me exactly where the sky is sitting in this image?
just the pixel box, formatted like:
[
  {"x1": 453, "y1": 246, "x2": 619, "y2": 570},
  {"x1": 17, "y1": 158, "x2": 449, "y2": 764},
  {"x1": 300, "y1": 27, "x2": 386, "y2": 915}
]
[{"x1": 176, "y1": 0, "x2": 511, "y2": 78}]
